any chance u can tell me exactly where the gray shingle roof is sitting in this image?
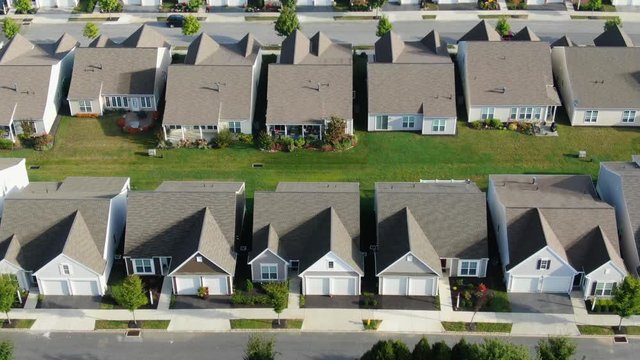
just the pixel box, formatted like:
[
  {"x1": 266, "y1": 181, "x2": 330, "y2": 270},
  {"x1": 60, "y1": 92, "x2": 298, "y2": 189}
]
[
  {"x1": 120, "y1": 25, "x2": 170, "y2": 49},
  {"x1": 275, "y1": 182, "x2": 359, "y2": 193},
  {"x1": 555, "y1": 46, "x2": 640, "y2": 109},
  {"x1": 374, "y1": 30, "x2": 449, "y2": 64},
  {"x1": 492, "y1": 175, "x2": 624, "y2": 274},
  {"x1": 461, "y1": 41, "x2": 560, "y2": 107},
  {"x1": 593, "y1": 26, "x2": 634, "y2": 47},
  {"x1": 0, "y1": 33, "x2": 75, "y2": 65},
  {"x1": 156, "y1": 181, "x2": 244, "y2": 193},
  {"x1": 375, "y1": 182, "x2": 488, "y2": 261},
  {"x1": 0, "y1": 158, "x2": 24, "y2": 170},
  {"x1": 551, "y1": 35, "x2": 575, "y2": 48},
  {"x1": 513, "y1": 27, "x2": 540, "y2": 42},
  {"x1": 124, "y1": 185, "x2": 241, "y2": 274},
  {"x1": 59, "y1": 211, "x2": 106, "y2": 274},
  {"x1": 280, "y1": 31, "x2": 351, "y2": 65},
  {"x1": 458, "y1": 20, "x2": 501, "y2": 42},
  {"x1": 56, "y1": 176, "x2": 128, "y2": 194},
  {"x1": 89, "y1": 35, "x2": 117, "y2": 48},
  {"x1": 185, "y1": 33, "x2": 260, "y2": 66},
  {"x1": 251, "y1": 183, "x2": 363, "y2": 274}
]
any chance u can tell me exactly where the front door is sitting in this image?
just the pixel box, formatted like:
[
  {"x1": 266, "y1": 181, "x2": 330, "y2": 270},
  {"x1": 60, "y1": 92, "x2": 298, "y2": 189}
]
[
  {"x1": 573, "y1": 273, "x2": 583, "y2": 288},
  {"x1": 131, "y1": 98, "x2": 140, "y2": 111},
  {"x1": 160, "y1": 257, "x2": 170, "y2": 275}
]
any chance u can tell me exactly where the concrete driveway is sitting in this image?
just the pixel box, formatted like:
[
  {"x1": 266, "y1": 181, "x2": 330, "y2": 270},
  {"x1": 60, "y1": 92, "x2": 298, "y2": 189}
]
[{"x1": 509, "y1": 293, "x2": 574, "y2": 314}]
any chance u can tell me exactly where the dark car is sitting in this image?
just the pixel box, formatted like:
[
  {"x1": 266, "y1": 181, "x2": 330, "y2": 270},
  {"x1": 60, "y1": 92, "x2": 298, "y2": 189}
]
[{"x1": 166, "y1": 15, "x2": 185, "y2": 28}]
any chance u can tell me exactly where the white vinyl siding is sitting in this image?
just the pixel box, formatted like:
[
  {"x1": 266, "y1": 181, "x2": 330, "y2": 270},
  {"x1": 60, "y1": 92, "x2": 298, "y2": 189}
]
[{"x1": 584, "y1": 110, "x2": 598, "y2": 123}]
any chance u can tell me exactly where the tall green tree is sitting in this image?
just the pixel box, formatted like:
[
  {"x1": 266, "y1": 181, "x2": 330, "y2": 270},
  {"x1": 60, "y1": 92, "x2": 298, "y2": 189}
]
[
  {"x1": 369, "y1": 0, "x2": 388, "y2": 17},
  {"x1": 361, "y1": 340, "x2": 411, "y2": 360},
  {"x1": 274, "y1": 7, "x2": 300, "y2": 37},
  {"x1": 281, "y1": 0, "x2": 295, "y2": 8},
  {"x1": 411, "y1": 337, "x2": 430, "y2": 360},
  {"x1": 0, "y1": 341, "x2": 13, "y2": 360},
  {"x1": 99, "y1": 0, "x2": 119, "y2": 15},
  {"x1": 110, "y1": 275, "x2": 148, "y2": 326},
  {"x1": 613, "y1": 276, "x2": 640, "y2": 331},
  {"x1": 430, "y1": 341, "x2": 452, "y2": 360},
  {"x1": 376, "y1": 15, "x2": 392, "y2": 37},
  {"x1": 244, "y1": 335, "x2": 276, "y2": 360},
  {"x1": 536, "y1": 337, "x2": 576, "y2": 360},
  {"x1": 325, "y1": 116, "x2": 346, "y2": 146},
  {"x1": 83, "y1": 22, "x2": 100, "y2": 40},
  {"x1": 452, "y1": 338, "x2": 478, "y2": 360},
  {"x1": 495, "y1": 16, "x2": 511, "y2": 37},
  {"x1": 604, "y1": 17, "x2": 622, "y2": 31},
  {"x1": 476, "y1": 338, "x2": 531, "y2": 360},
  {"x1": 263, "y1": 282, "x2": 288, "y2": 325},
  {"x1": 0, "y1": 275, "x2": 18, "y2": 325},
  {"x1": 14, "y1": 0, "x2": 33, "y2": 14},
  {"x1": 187, "y1": 0, "x2": 203, "y2": 11},
  {"x1": 1, "y1": 18, "x2": 21, "y2": 40},
  {"x1": 182, "y1": 15, "x2": 201, "y2": 36}
]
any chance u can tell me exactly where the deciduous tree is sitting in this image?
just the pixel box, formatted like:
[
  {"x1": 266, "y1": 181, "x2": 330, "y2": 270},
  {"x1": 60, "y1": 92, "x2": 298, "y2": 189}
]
[
  {"x1": 110, "y1": 275, "x2": 148, "y2": 326},
  {"x1": 613, "y1": 275, "x2": 640, "y2": 331},
  {"x1": 376, "y1": 15, "x2": 392, "y2": 37},
  {"x1": 604, "y1": 17, "x2": 622, "y2": 31},
  {"x1": 274, "y1": 7, "x2": 300, "y2": 37},
  {"x1": 495, "y1": 16, "x2": 511, "y2": 37},
  {"x1": 536, "y1": 337, "x2": 576, "y2": 360},
  {"x1": 83, "y1": 22, "x2": 100, "y2": 40},
  {"x1": 2, "y1": 18, "x2": 21, "y2": 40},
  {"x1": 244, "y1": 335, "x2": 277, "y2": 360},
  {"x1": 182, "y1": 15, "x2": 201, "y2": 36},
  {"x1": 0, "y1": 275, "x2": 18, "y2": 325}
]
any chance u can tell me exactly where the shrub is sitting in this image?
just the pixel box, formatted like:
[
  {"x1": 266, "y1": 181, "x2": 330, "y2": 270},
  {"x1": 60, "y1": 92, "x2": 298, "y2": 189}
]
[
  {"x1": 470, "y1": 120, "x2": 484, "y2": 130},
  {"x1": 488, "y1": 118, "x2": 502, "y2": 129},
  {"x1": 116, "y1": 117, "x2": 126, "y2": 128},
  {"x1": 214, "y1": 129, "x2": 233, "y2": 149},
  {"x1": 495, "y1": 16, "x2": 511, "y2": 37},
  {"x1": 238, "y1": 133, "x2": 253, "y2": 144},
  {"x1": 479, "y1": 0, "x2": 499, "y2": 10},
  {"x1": 604, "y1": 16, "x2": 622, "y2": 31},
  {"x1": 246, "y1": 280, "x2": 254, "y2": 293},
  {"x1": 325, "y1": 116, "x2": 347, "y2": 146},
  {"x1": 33, "y1": 134, "x2": 54, "y2": 151},
  {"x1": 585, "y1": 0, "x2": 602, "y2": 11},
  {"x1": 197, "y1": 286, "x2": 209, "y2": 299},
  {"x1": 293, "y1": 137, "x2": 306, "y2": 149},
  {"x1": 2, "y1": 18, "x2": 21, "y2": 40},
  {"x1": 15, "y1": 0, "x2": 33, "y2": 14},
  {"x1": 299, "y1": 295, "x2": 305, "y2": 308},
  {"x1": 277, "y1": 137, "x2": 295, "y2": 152},
  {"x1": 0, "y1": 139, "x2": 14, "y2": 150},
  {"x1": 255, "y1": 131, "x2": 273, "y2": 151},
  {"x1": 507, "y1": 122, "x2": 518, "y2": 131},
  {"x1": 321, "y1": 144, "x2": 334, "y2": 152}
]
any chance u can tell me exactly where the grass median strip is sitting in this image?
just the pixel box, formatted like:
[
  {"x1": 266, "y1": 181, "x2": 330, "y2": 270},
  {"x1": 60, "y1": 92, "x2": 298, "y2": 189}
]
[
  {"x1": 230, "y1": 319, "x2": 303, "y2": 329},
  {"x1": 94, "y1": 320, "x2": 170, "y2": 330},
  {"x1": 442, "y1": 321, "x2": 512, "y2": 333},
  {"x1": 68, "y1": 17, "x2": 119, "y2": 22},
  {"x1": 479, "y1": 14, "x2": 528, "y2": 19},
  {"x1": 245, "y1": 16, "x2": 278, "y2": 21},
  {"x1": 363, "y1": 320, "x2": 382, "y2": 330},
  {"x1": 570, "y1": 15, "x2": 619, "y2": 20},
  {"x1": 577, "y1": 325, "x2": 640, "y2": 336},
  {"x1": 422, "y1": 15, "x2": 437, "y2": 20},
  {"x1": 1, "y1": 319, "x2": 35, "y2": 329},
  {"x1": 334, "y1": 16, "x2": 376, "y2": 21}
]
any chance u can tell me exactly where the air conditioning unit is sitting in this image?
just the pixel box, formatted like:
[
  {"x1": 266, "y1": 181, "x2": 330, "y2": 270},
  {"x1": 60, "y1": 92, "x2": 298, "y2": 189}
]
[
  {"x1": 148, "y1": 149, "x2": 157, "y2": 157},
  {"x1": 114, "y1": 254, "x2": 122, "y2": 260}
]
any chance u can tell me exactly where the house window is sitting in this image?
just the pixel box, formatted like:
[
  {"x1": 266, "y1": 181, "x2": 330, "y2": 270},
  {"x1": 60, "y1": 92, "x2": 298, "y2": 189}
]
[
  {"x1": 107, "y1": 96, "x2": 129, "y2": 109},
  {"x1": 206, "y1": 125, "x2": 215, "y2": 130},
  {"x1": 402, "y1": 116, "x2": 415, "y2": 128},
  {"x1": 432, "y1": 119, "x2": 447, "y2": 132},
  {"x1": 328, "y1": 261, "x2": 334, "y2": 269},
  {"x1": 228, "y1": 121, "x2": 241, "y2": 134},
  {"x1": 459, "y1": 261, "x2": 478, "y2": 276},
  {"x1": 133, "y1": 259, "x2": 154, "y2": 274},
  {"x1": 61, "y1": 264, "x2": 71, "y2": 275},
  {"x1": 622, "y1": 110, "x2": 636, "y2": 123},
  {"x1": 533, "y1": 107, "x2": 542, "y2": 120},
  {"x1": 537, "y1": 259, "x2": 551, "y2": 270},
  {"x1": 510, "y1": 108, "x2": 518, "y2": 120},
  {"x1": 480, "y1": 107, "x2": 495, "y2": 120},
  {"x1": 584, "y1": 110, "x2": 598, "y2": 123},
  {"x1": 140, "y1": 96, "x2": 153, "y2": 108},
  {"x1": 518, "y1": 107, "x2": 533, "y2": 120},
  {"x1": 594, "y1": 282, "x2": 615, "y2": 296},
  {"x1": 260, "y1": 264, "x2": 278, "y2": 280},
  {"x1": 79, "y1": 100, "x2": 92, "y2": 113},
  {"x1": 375, "y1": 115, "x2": 388, "y2": 130}
]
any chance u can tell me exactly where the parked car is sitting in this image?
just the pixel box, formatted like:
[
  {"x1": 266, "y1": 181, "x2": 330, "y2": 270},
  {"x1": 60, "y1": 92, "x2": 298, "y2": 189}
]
[{"x1": 166, "y1": 15, "x2": 185, "y2": 28}]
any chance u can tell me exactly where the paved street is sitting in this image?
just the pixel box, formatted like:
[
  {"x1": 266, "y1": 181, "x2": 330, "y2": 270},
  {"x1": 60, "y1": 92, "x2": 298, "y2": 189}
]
[
  {"x1": 1, "y1": 331, "x2": 638, "y2": 359},
  {"x1": 18, "y1": 20, "x2": 640, "y2": 46}
]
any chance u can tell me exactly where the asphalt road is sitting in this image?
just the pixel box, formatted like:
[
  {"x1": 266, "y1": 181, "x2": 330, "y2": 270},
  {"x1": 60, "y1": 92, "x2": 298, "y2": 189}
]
[
  {"x1": 19, "y1": 19, "x2": 640, "y2": 46},
  {"x1": 1, "y1": 331, "x2": 638, "y2": 359}
]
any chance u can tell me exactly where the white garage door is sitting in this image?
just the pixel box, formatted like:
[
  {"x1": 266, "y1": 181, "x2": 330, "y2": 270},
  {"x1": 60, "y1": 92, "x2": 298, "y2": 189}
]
[
  {"x1": 127, "y1": 0, "x2": 143, "y2": 5},
  {"x1": 306, "y1": 277, "x2": 330, "y2": 295},
  {"x1": 400, "y1": 0, "x2": 421, "y2": 4},
  {"x1": 332, "y1": 278, "x2": 356, "y2": 295},
  {"x1": 382, "y1": 277, "x2": 408, "y2": 295},
  {"x1": 70, "y1": 280, "x2": 101, "y2": 296},
  {"x1": 208, "y1": 0, "x2": 224, "y2": 5},
  {"x1": 409, "y1": 277, "x2": 436, "y2": 296},
  {"x1": 226, "y1": 0, "x2": 245, "y2": 6},
  {"x1": 41, "y1": 280, "x2": 70, "y2": 295},
  {"x1": 202, "y1": 276, "x2": 228, "y2": 295},
  {"x1": 541, "y1": 276, "x2": 571, "y2": 293},
  {"x1": 510, "y1": 277, "x2": 539, "y2": 293},
  {"x1": 296, "y1": 0, "x2": 313, "y2": 6},
  {"x1": 58, "y1": 0, "x2": 77, "y2": 7},
  {"x1": 38, "y1": 0, "x2": 57, "y2": 7},
  {"x1": 175, "y1": 276, "x2": 201, "y2": 295},
  {"x1": 314, "y1": 0, "x2": 332, "y2": 5}
]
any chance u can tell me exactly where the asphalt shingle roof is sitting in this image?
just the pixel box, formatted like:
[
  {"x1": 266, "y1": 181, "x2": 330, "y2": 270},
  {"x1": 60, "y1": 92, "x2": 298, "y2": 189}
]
[
  {"x1": 458, "y1": 20, "x2": 501, "y2": 42},
  {"x1": 593, "y1": 26, "x2": 634, "y2": 47}
]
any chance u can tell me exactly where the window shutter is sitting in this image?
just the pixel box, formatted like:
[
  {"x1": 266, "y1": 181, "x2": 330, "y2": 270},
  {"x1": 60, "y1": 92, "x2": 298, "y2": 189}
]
[
  {"x1": 536, "y1": 259, "x2": 541, "y2": 270},
  {"x1": 547, "y1": 260, "x2": 551, "y2": 269},
  {"x1": 591, "y1": 283, "x2": 597, "y2": 296}
]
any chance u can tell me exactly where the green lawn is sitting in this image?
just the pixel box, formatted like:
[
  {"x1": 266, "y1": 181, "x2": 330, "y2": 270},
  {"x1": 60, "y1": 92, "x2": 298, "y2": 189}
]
[
  {"x1": 363, "y1": 319, "x2": 382, "y2": 330},
  {"x1": 3, "y1": 114, "x2": 640, "y2": 194},
  {"x1": 624, "y1": 326, "x2": 640, "y2": 335},
  {"x1": 230, "y1": 319, "x2": 303, "y2": 329},
  {"x1": 577, "y1": 325, "x2": 615, "y2": 335},
  {"x1": 94, "y1": 320, "x2": 170, "y2": 330},
  {"x1": 442, "y1": 321, "x2": 512, "y2": 333},
  {"x1": 2, "y1": 319, "x2": 35, "y2": 329},
  {"x1": 488, "y1": 291, "x2": 511, "y2": 312}
]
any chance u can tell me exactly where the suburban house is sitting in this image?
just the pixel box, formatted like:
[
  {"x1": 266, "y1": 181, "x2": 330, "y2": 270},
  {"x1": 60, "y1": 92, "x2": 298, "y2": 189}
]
[
  {"x1": 249, "y1": 182, "x2": 364, "y2": 296},
  {"x1": 163, "y1": 33, "x2": 262, "y2": 142},
  {"x1": 367, "y1": 31, "x2": 457, "y2": 135},
  {"x1": 551, "y1": 36, "x2": 640, "y2": 127},
  {"x1": 458, "y1": 20, "x2": 501, "y2": 42},
  {"x1": 0, "y1": 33, "x2": 78, "y2": 142},
  {"x1": 374, "y1": 181, "x2": 488, "y2": 296},
  {"x1": 611, "y1": 0, "x2": 639, "y2": 5},
  {"x1": 458, "y1": 41, "x2": 560, "y2": 124},
  {"x1": 0, "y1": 177, "x2": 129, "y2": 295},
  {"x1": 597, "y1": 156, "x2": 640, "y2": 277},
  {"x1": 487, "y1": 175, "x2": 626, "y2": 299},
  {"x1": 123, "y1": 181, "x2": 245, "y2": 296},
  {"x1": 67, "y1": 25, "x2": 171, "y2": 117},
  {"x1": 266, "y1": 30, "x2": 353, "y2": 139},
  {"x1": 0, "y1": 158, "x2": 29, "y2": 216},
  {"x1": 122, "y1": 0, "x2": 162, "y2": 6}
]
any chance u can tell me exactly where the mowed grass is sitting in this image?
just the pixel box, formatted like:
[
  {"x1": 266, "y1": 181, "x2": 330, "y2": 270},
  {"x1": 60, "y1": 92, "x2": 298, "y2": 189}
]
[
  {"x1": 94, "y1": 320, "x2": 170, "y2": 330},
  {"x1": 442, "y1": 321, "x2": 512, "y2": 333},
  {"x1": 3, "y1": 114, "x2": 640, "y2": 194},
  {"x1": 577, "y1": 325, "x2": 615, "y2": 335},
  {"x1": 230, "y1": 319, "x2": 303, "y2": 329}
]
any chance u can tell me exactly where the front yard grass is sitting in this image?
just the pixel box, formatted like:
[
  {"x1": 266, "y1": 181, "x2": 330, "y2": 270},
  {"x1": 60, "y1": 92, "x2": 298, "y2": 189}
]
[
  {"x1": 442, "y1": 321, "x2": 512, "y2": 333},
  {"x1": 1, "y1": 319, "x2": 35, "y2": 329},
  {"x1": 578, "y1": 325, "x2": 615, "y2": 335},
  {"x1": 230, "y1": 319, "x2": 303, "y2": 329},
  {"x1": 3, "y1": 114, "x2": 640, "y2": 193},
  {"x1": 363, "y1": 319, "x2": 382, "y2": 330},
  {"x1": 94, "y1": 320, "x2": 170, "y2": 330}
]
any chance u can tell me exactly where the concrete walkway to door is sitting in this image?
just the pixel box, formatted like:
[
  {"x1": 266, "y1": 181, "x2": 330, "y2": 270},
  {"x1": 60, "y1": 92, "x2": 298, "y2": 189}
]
[{"x1": 156, "y1": 277, "x2": 173, "y2": 311}]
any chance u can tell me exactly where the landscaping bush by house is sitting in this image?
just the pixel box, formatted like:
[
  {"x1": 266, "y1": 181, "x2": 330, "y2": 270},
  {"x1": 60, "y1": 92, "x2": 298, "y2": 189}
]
[
  {"x1": 479, "y1": 0, "x2": 500, "y2": 10},
  {"x1": 0, "y1": 139, "x2": 14, "y2": 150},
  {"x1": 507, "y1": 0, "x2": 526, "y2": 9}
]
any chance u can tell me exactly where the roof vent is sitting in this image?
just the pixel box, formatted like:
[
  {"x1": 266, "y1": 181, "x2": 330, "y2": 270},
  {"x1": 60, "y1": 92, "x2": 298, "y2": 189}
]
[
  {"x1": 407, "y1": 255, "x2": 413, "y2": 262},
  {"x1": 196, "y1": 256, "x2": 203, "y2": 263}
]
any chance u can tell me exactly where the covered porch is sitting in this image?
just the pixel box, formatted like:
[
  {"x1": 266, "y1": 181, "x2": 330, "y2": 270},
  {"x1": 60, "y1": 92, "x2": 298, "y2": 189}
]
[
  {"x1": 163, "y1": 124, "x2": 217, "y2": 142},
  {"x1": 267, "y1": 124, "x2": 323, "y2": 140},
  {"x1": 1, "y1": 123, "x2": 16, "y2": 143}
]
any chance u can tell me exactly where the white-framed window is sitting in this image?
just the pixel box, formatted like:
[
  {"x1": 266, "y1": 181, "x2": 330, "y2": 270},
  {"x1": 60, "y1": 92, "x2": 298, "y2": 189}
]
[
  {"x1": 459, "y1": 260, "x2": 479, "y2": 276},
  {"x1": 328, "y1": 261, "x2": 334, "y2": 269},
  {"x1": 168, "y1": 125, "x2": 182, "y2": 130},
  {"x1": 432, "y1": 119, "x2": 447, "y2": 132},
  {"x1": 537, "y1": 259, "x2": 551, "y2": 270},
  {"x1": 133, "y1": 258, "x2": 154, "y2": 274},
  {"x1": 228, "y1": 121, "x2": 241, "y2": 134},
  {"x1": 260, "y1": 264, "x2": 278, "y2": 280},
  {"x1": 402, "y1": 116, "x2": 415, "y2": 128},
  {"x1": 375, "y1": 115, "x2": 388, "y2": 130},
  {"x1": 480, "y1": 107, "x2": 495, "y2": 120},
  {"x1": 510, "y1": 108, "x2": 518, "y2": 120},
  {"x1": 533, "y1": 107, "x2": 542, "y2": 120},
  {"x1": 60, "y1": 264, "x2": 71, "y2": 275},
  {"x1": 584, "y1": 110, "x2": 598, "y2": 123},
  {"x1": 140, "y1": 96, "x2": 153, "y2": 108},
  {"x1": 79, "y1": 100, "x2": 92, "y2": 113},
  {"x1": 622, "y1": 110, "x2": 636, "y2": 123},
  {"x1": 518, "y1": 107, "x2": 533, "y2": 120},
  {"x1": 107, "y1": 96, "x2": 129, "y2": 109},
  {"x1": 594, "y1": 282, "x2": 615, "y2": 296}
]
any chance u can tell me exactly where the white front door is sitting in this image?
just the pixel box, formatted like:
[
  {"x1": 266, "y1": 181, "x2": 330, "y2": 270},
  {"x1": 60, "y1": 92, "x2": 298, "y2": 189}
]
[
  {"x1": 70, "y1": 280, "x2": 101, "y2": 296},
  {"x1": 130, "y1": 98, "x2": 140, "y2": 112},
  {"x1": 408, "y1": 277, "x2": 436, "y2": 296},
  {"x1": 332, "y1": 278, "x2": 355, "y2": 295},
  {"x1": 382, "y1": 277, "x2": 408, "y2": 295},
  {"x1": 510, "y1": 276, "x2": 540, "y2": 293},
  {"x1": 41, "y1": 280, "x2": 71, "y2": 295},
  {"x1": 202, "y1": 276, "x2": 228, "y2": 295},
  {"x1": 306, "y1": 277, "x2": 330, "y2": 295},
  {"x1": 174, "y1": 276, "x2": 201, "y2": 295}
]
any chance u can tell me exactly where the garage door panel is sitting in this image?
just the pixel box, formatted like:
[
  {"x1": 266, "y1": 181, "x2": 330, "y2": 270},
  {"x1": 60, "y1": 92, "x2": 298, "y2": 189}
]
[
  {"x1": 510, "y1": 277, "x2": 539, "y2": 293},
  {"x1": 541, "y1": 276, "x2": 571, "y2": 293},
  {"x1": 296, "y1": 0, "x2": 313, "y2": 5},
  {"x1": 58, "y1": 0, "x2": 77, "y2": 7},
  {"x1": 202, "y1": 276, "x2": 228, "y2": 295},
  {"x1": 41, "y1": 280, "x2": 70, "y2": 295},
  {"x1": 70, "y1": 280, "x2": 100, "y2": 296},
  {"x1": 409, "y1": 277, "x2": 435, "y2": 296},
  {"x1": 306, "y1": 277, "x2": 329, "y2": 295},
  {"x1": 382, "y1": 277, "x2": 408, "y2": 295},
  {"x1": 332, "y1": 278, "x2": 355, "y2": 295},
  {"x1": 175, "y1": 276, "x2": 200, "y2": 295}
]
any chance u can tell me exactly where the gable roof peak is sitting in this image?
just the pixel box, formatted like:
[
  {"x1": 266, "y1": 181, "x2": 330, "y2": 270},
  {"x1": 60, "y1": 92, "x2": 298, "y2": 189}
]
[
  {"x1": 551, "y1": 35, "x2": 575, "y2": 48},
  {"x1": 375, "y1": 31, "x2": 405, "y2": 63},
  {"x1": 594, "y1": 25, "x2": 634, "y2": 47},
  {"x1": 421, "y1": 30, "x2": 442, "y2": 53},
  {"x1": 61, "y1": 210, "x2": 105, "y2": 274},
  {"x1": 0, "y1": 33, "x2": 35, "y2": 64},
  {"x1": 459, "y1": 20, "x2": 502, "y2": 42},
  {"x1": 513, "y1": 26, "x2": 540, "y2": 42},
  {"x1": 121, "y1": 25, "x2": 169, "y2": 48},
  {"x1": 88, "y1": 34, "x2": 117, "y2": 48},
  {"x1": 280, "y1": 29, "x2": 310, "y2": 64},
  {"x1": 185, "y1": 32, "x2": 220, "y2": 65},
  {"x1": 311, "y1": 31, "x2": 333, "y2": 57},
  {"x1": 54, "y1": 33, "x2": 79, "y2": 55},
  {"x1": 238, "y1": 33, "x2": 256, "y2": 57}
]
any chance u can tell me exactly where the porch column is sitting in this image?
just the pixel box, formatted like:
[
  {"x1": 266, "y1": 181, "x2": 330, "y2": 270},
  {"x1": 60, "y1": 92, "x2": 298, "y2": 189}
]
[
  {"x1": 302, "y1": 126, "x2": 305, "y2": 138},
  {"x1": 199, "y1": 126, "x2": 203, "y2": 140},
  {"x1": 284, "y1": 125, "x2": 288, "y2": 137},
  {"x1": 9, "y1": 125, "x2": 15, "y2": 143},
  {"x1": 320, "y1": 125, "x2": 323, "y2": 140},
  {"x1": 552, "y1": 106, "x2": 557, "y2": 122},
  {"x1": 181, "y1": 127, "x2": 185, "y2": 140},
  {"x1": 162, "y1": 125, "x2": 168, "y2": 141}
]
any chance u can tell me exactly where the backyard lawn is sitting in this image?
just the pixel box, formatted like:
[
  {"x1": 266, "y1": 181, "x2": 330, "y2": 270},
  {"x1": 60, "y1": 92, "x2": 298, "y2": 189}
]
[{"x1": 2, "y1": 114, "x2": 640, "y2": 197}]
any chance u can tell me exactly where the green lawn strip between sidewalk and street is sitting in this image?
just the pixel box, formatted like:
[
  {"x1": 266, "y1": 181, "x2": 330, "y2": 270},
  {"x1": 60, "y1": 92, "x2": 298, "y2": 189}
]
[
  {"x1": 578, "y1": 325, "x2": 640, "y2": 335},
  {"x1": 230, "y1": 319, "x2": 303, "y2": 329},
  {"x1": 442, "y1": 321, "x2": 512, "y2": 333},
  {"x1": 94, "y1": 320, "x2": 170, "y2": 330},
  {"x1": 1, "y1": 319, "x2": 35, "y2": 329}
]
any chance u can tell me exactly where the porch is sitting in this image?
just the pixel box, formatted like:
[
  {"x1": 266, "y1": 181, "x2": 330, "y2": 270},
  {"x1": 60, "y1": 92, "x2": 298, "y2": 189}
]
[
  {"x1": 268, "y1": 124, "x2": 323, "y2": 140},
  {"x1": 1, "y1": 124, "x2": 16, "y2": 143},
  {"x1": 163, "y1": 125, "x2": 217, "y2": 142}
]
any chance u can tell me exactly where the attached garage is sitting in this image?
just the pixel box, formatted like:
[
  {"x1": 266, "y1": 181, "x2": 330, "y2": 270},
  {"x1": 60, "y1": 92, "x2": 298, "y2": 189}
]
[
  {"x1": 541, "y1": 276, "x2": 572, "y2": 293},
  {"x1": 304, "y1": 276, "x2": 358, "y2": 296},
  {"x1": 510, "y1": 276, "x2": 572, "y2": 293},
  {"x1": 314, "y1": 0, "x2": 333, "y2": 5},
  {"x1": 202, "y1": 276, "x2": 229, "y2": 295},
  {"x1": 296, "y1": 0, "x2": 313, "y2": 5},
  {"x1": 382, "y1": 277, "x2": 407, "y2": 295},
  {"x1": 509, "y1": 276, "x2": 539, "y2": 293},
  {"x1": 174, "y1": 276, "x2": 201, "y2": 295},
  {"x1": 38, "y1": 0, "x2": 57, "y2": 7},
  {"x1": 381, "y1": 276, "x2": 437, "y2": 296},
  {"x1": 332, "y1": 277, "x2": 356, "y2": 295},
  {"x1": 40, "y1": 279, "x2": 70, "y2": 295},
  {"x1": 208, "y1": 0, "x2": 224, "y2": 5},
  {"x1": 127, "y1": 0, "x2": 143, "y2": 4},
  {"x1": 226, "y1": 0, "x2": 245, "y2": 6},
  {"x1": 70, "y1": 280, "x2": 101, "y2": 296},
  {"x1": 305, "y1": 277, "x2": 330, "y2": 295},
  {"x1": 57, "y1": 0, "x2": 77, "y2": 7},
  {"x1": 408, "y1": 277, "x2": 436, "y2": 296}
]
